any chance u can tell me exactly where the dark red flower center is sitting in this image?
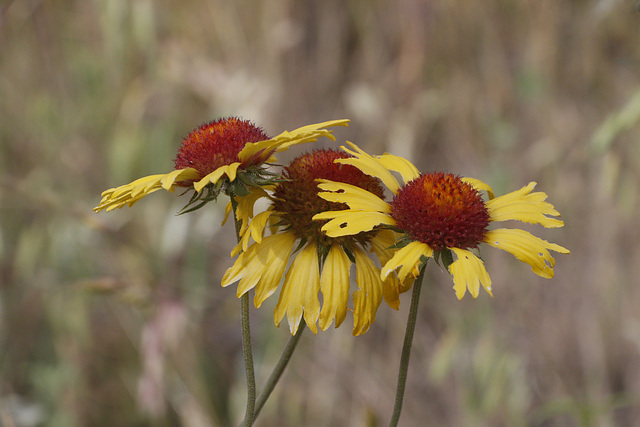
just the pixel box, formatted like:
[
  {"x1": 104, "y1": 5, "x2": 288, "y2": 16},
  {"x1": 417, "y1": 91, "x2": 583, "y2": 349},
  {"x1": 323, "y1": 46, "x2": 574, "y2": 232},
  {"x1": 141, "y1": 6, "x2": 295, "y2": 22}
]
[
  {"x1": 389, "y1": 172, "x2": 490, "y2": 250},
  {"x1": 173, "y1": 117, "x2": 269, "y2": 179},
  {"x1": 272, "y1": 149, "x2": 385, "y2": 248}
]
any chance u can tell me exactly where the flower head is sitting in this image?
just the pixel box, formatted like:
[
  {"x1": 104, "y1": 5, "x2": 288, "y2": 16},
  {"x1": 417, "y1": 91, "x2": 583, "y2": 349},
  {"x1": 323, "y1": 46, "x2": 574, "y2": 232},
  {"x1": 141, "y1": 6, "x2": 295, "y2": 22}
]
[
  {"x1": 93, "y1": 118, "x2": 350, "y2": 213},
  {"x1": 222, "y1": 149, "x2": 405, "y2": 335},
  {"x1": 313, "y1": 142, "x2": 569, "y2": 299}
]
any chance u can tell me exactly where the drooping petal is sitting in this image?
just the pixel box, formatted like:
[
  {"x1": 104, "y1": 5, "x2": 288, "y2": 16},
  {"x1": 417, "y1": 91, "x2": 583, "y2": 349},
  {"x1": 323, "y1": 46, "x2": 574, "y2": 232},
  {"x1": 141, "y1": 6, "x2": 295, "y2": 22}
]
[
  {"x1": 449, "y1": 248, "x2": 492, "y2": 299},
  {"x1": 229, "y1": 188, "x2": 272, "y2": 256},
  {"x1": 336, "y1": 141, "x2": 402, "y2": 194},
  {"x1": 485, "y1": 182, "x2": 564, "y2": 228},
  {"x1": 377, "y1": 153, "x2": 421, "y2": 184},
  {"x1": 221, "y1": 201, "x2": 233, "y2": 226},
  {"x1": 234, "y1": 187, "x2": 270, "y2": 233},
  {"x1": 484, "y1": 228, "x2": 570, "y2": 279},
  {"x1": 369, "y1": 230, "x2": 402, "y2": 309},
  {"x1": 231, "y1": 209, "x2": 276, "y2": 256},
  {"x1": 221, "y1": 232, "x2": 296, "y2": 307},
  {"x1": 352, "y1": 247, "x2": 384, "y2": 336},
  {"x1": 461, "y1": 177, "x2": 495, "y2": 199},
  {"x1": 318, "y1": 244, "x2": 351, "y2": 331},
  {"x1": 381, "y1": 241, "x2": 433, "y2": 281},
  {"x1": 315, "y1": 210, "x2": 396, "y2": 237},
  {"x1": 246, "y1": 209, "x2": 274, "y2": 245},
  {"x1": 274, "y1": 242, "x2": 321, "y2": 335},
  {"x1": 316, "y1": 180, "x2": 391, "y2": 213}
]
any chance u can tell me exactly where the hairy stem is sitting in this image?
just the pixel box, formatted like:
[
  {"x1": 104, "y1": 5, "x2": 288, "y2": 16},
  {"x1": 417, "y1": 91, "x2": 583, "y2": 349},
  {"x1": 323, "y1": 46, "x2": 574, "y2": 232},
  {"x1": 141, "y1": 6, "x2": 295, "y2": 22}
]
[
  {"x1": 389, "y1": 264, "x2": 427, "y2": 427},
  {"x1": 229, "y1": 194, "x2": 256, "y2": 427}
]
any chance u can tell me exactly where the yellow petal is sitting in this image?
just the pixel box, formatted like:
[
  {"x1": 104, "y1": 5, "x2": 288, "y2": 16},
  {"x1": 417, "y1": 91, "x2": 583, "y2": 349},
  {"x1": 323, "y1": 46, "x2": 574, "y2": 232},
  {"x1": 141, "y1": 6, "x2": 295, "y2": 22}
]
[
  {"x1": 221, "y1": 232, "x2": 296, "y2": 307},
  {"x1": 462, "y1": 177, "x2": 495, "y2": 199},
  {"x1": 369, "y1": 231, "x2": 402, "y2": 309},
  {"x1": 315, "y1": 210, "x2": 396, "y2": 237},
  {"x1": 274, "y1": 242, "x2": 321, "y2": 335},
  {"x1": 94, "y1": 171, "x2": 184, "y2": 212},
  {"x1": 449, "y1": 248, "x2": 492, "y2": 299},
  {"x1": 336, "y1": 141, "x2": 401, "y2": 194},
  {"x1": 272, "y1": 119, "x2": 351, "y2": 152},
  {"x1": 235, "y1": 187, "x2": 270, "y2": 236},
  {"x1": 230, "y1": 208, "x2": 275, "y2": 257},
  {"x1": 352, "y1": 247, "x2": 384, "y2": 336},
  {"x1": 281, "y1": 118, "x2": 350, "y2": 136},
  {"x1": 221, "y1": 201, "x2": 233, "y2": 226},
  {"x1": 485, "y1": 182, "x2": 564, "y2": 228},
  {"x1": 238, "y1": 119, "x2": 350, "y2": 162},
  {"x1": 318, "y1": 244, "x2": 351, "y2": 331},
  {"x1": 484, "y1": 228, "x2": 570, "y2": 279},
  {"x1": 316, "y1": 180, "x2": 391, "y2": 212},
  {"x1": 193, "y1": 163, "x2": 242, "y2": 192},
  {"x1": 377, "y1": 153, "x2": 421, "y2": 184},
  {"x1": 247, "y1": 210, "x2": 274, "y2": 245},
  {"x1": 381, "y1": 241, "x2": 433, "y2": 281},
  {"x1": 160, "y1": 168, "x2": 201, "y2": 190}
]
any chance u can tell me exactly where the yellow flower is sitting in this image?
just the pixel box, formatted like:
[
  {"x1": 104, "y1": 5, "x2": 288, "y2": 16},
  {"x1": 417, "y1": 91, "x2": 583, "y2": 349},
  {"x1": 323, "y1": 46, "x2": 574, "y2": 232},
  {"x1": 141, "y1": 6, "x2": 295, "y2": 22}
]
[
  {"x1": 313, "y1": 142, "x2": 569, "y2": 299},
  {"x1": 222, "y1": 149, "x2": 406, "y2": 336},
  {"x1": 93, "y1": 118, "x2": 349, "y2": 213}
]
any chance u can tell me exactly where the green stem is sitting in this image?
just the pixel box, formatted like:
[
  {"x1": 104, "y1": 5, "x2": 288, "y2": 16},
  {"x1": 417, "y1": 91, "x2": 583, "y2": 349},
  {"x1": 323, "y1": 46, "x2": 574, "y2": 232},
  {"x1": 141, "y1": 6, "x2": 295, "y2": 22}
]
[
  {"x1": 229, "y1": 194, "x2": 256, "y2": 427},
  {"x1": 252, "y1": 323, "x2": 305, "y2": 422},
  {"x1": 240, "y1": 293, "x2": 256, "y2": 427},
  {"x1": 389, "y1": 264, "x2": 427, "y2": 427}
]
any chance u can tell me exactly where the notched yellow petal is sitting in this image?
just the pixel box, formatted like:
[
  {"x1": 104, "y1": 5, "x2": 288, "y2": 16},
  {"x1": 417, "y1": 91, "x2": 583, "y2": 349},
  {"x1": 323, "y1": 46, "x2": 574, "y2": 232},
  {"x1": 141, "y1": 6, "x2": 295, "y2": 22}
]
[
  {"x1": 449, "y1": 248, "x2": 492, "y2": 299},
  {"x1": 484, "y1": 228, "x2": 569, "y2": 279},
  {"x1": 315, "y1": 210, "x2": 395, "y2": 237},
  {"x1": 485, "y1": 182, "x2": 564, "y2": 228},
  {"x1": 316, "y1": 179, "x2": 391, "y2": 212}
]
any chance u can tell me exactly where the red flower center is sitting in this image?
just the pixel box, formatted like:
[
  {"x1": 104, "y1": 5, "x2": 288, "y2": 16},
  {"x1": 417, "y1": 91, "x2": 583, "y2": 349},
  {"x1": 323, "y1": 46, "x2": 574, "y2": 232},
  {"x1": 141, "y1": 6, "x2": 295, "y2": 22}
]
[
  {"x1": 389, "y1": 172, "x2": 490, "y2": 250},
  {"x1": 173, "y1": 117, "x2": 269, "y2": 178},
  {"x1": 273, "y1": 149, "x2": 385, "y2": 247}
]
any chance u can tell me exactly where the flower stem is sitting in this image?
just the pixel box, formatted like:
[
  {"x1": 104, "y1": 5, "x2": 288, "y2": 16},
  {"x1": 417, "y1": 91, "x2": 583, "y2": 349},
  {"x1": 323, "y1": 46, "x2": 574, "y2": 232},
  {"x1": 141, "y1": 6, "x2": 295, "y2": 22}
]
[
  {"x1": 240, "y1": 293, "x2": 256, "y2": 427},
  {"x1": 252, "y1": 323, "x2": 306, "y2": 422},
  {"x1": 229, "y1": 194, "x2": 256, "y2": 427},
  {"x1": 389, "y1": 264, "x2": 426, "y2": 427}
]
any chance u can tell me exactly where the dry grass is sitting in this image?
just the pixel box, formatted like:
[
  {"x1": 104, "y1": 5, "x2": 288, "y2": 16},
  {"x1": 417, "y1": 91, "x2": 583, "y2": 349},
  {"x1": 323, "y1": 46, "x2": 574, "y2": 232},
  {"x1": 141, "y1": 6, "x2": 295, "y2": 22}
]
[{"x1": 1, "y1": 0, "x2": 640, "y2": 426}]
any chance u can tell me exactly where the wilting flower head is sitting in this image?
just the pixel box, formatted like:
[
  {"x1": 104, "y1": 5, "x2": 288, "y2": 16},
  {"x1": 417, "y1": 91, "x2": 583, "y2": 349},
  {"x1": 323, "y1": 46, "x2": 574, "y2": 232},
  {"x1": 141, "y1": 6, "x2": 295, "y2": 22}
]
[
  {"x1": 313, "y1": 142, "x2": 570, "y2": 299},
  {"x1": 93, "y1": 118, "x2": 349, "y2": 213},
  {"x1": 222, "y1": 149, "x2": 407, "y2": 336}
]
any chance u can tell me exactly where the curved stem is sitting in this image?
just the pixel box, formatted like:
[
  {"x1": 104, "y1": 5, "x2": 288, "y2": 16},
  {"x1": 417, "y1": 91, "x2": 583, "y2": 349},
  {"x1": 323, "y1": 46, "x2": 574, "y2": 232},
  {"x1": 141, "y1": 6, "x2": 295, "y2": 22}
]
[
  {"x1": 389, "y1": 264, "x2": 427, "y2": 427},
  {"x1": 252, "y1": 323, "x2": 306, "y2": 422},
  {"x1": 229, "y1": 194, "x2": 256, "y2": 427}
]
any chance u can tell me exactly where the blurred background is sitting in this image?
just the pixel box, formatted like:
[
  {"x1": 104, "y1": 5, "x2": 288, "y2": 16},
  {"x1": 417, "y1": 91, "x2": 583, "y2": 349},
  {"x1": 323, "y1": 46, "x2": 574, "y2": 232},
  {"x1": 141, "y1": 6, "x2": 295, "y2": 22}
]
[{"x1": 1, "y1": 0, "x2": 639, "y2": 426}]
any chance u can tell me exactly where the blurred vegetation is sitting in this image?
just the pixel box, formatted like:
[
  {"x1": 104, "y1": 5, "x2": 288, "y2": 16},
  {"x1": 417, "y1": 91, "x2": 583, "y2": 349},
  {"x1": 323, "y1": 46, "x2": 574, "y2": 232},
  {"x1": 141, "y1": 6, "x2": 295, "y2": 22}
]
[{"x1": 1, "y1": 0, "x2": 640, "y2": 426}]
